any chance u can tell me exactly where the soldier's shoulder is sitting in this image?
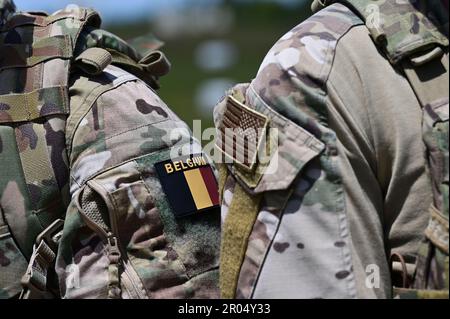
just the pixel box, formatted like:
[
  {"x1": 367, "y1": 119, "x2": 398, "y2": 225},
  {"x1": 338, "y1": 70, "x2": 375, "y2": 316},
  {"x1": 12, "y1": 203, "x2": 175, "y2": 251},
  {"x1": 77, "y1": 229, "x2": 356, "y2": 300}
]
[
  {"x1": 67, "y1": 64, "x2": 190, "y2": 189},
  {"x1": 251, "y1": 3, "x2": 365, "y2": 118},
  {"x1": 256, "y1": 3, "x2": 363, "y2": 88},
  {"x1": 68, "y1": 64, "x2": 180, "y2": 133}
]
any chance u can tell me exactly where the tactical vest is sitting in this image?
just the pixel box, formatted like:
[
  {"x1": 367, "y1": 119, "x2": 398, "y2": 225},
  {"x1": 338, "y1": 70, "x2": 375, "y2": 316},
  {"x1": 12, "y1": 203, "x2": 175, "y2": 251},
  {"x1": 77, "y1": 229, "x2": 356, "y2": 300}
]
[
  {"x1": 0, "y1": 6, "x2": 170, "y2": 299},
  {"x1": 313, "y1": 0, "x2": 449, "y2": 299}
]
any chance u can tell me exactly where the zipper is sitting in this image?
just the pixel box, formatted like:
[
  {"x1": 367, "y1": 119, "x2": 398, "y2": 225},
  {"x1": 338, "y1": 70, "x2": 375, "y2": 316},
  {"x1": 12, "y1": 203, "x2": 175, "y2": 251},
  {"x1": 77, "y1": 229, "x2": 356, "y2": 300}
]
[
  {"x1": 76, "y1": 189, "x2": 123, "y2": 299},
  {"x1": 76, "y1": 185, "x2": 147, "y2": 299},
  {"x1": 106, "y1": 233, "x2": 122, "y2": 299},
  {"x1": 106, "y1": 193, "x2": 148, "y2": 299}
]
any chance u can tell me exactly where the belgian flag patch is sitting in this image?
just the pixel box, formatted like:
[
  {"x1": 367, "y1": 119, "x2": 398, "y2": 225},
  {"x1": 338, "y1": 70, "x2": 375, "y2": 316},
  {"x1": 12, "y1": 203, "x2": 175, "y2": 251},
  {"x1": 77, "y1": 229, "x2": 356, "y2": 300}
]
[{"x1": 155, "y1": 154, "x2": 220, "y2": 218}]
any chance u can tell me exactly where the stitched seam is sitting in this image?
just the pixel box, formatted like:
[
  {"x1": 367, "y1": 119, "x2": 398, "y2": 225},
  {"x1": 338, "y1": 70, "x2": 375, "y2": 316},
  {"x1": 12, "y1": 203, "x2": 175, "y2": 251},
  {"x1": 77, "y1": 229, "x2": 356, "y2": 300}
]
[
  {"x1": 103, "y1": 118, "x2": 169, "y2": 142},
  {"x1": 66, "y1": 74, "x2": 137, "y2": 156},
  {"x1": 73, "y1": 139, "x2": 174, "y2": 187}
]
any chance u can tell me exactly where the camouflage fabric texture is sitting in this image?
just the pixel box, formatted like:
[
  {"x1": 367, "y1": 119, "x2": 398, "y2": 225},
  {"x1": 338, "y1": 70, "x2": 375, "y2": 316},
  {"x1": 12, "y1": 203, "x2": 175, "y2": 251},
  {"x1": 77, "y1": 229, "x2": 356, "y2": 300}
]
[
  {"x1": 215, "y1": 4, "x2": 363, "y2": 299},
  {"x1": 214, "y1": 0, "x2": 448, "y2": 299},
  {"x1": 57, "y1": 65, "x2": 220, "y2": 299},
  {"x1": 326, "y1": 0, "x2": 449, "y2": 299},
  {"x1": 314, "y1": 0, "x2": 449, "y2": 64},
  {"x1": 1, "y1": 3, "x2": 220, "y2": 299},
  {"x1": 404, "y1": 45, "x2": 449, "y2": 297},
  {"x1": 0, "y1": 5, "x2": 102, "y2": 299}
]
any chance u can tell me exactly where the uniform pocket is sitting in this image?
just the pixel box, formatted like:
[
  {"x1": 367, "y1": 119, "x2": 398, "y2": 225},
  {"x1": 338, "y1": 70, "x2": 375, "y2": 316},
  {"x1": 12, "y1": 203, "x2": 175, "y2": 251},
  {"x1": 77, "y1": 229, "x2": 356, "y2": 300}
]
[
  {"x1": 87, "y1": 151, "x2": 220, "y2": 298},
  {"x1": 216, "y1": 83, "x2": 325, "y2": 194},
  {"x1": 215, "y1": 83, "x2": 326, "y2": 298},
  {"x1": 134, "y1": 151, "x2": 221, "y2": 280}
]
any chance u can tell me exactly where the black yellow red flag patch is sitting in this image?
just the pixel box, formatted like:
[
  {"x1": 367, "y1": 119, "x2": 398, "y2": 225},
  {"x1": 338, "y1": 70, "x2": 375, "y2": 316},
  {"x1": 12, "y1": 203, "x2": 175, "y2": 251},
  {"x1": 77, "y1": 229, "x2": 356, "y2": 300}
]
[{"x1": 155, "y1": 154, "x2": 220, "y2": 218}]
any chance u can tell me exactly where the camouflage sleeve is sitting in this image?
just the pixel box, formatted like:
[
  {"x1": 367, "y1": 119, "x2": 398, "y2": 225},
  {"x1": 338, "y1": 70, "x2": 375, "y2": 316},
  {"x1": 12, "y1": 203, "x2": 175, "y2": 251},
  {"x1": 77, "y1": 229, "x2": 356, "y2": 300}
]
[
  {"x1": 56, "y1": 65, "x2": 220, "y2": 299},
  {"x1": 214, "y1": 4, "x2": 378, "y2": 299},
  {"x1": 215, "y1": 2, "x2": 435, "y2": 299}
]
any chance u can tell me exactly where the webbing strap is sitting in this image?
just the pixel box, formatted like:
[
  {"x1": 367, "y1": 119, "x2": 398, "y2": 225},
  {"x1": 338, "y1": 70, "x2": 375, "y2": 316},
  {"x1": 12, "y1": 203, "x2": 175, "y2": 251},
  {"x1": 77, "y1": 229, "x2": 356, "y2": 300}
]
[
  {"x1": 75, "y1": 47, "x2": 112, "y2": 75},
  {"x1": 0, "y1": 35, "x2": 73, "y2": 70},
  {"x1": 425, "y1": 205, "x2": 449, "y2": 255},
  {"x1": 402, "y1": 49, "x2": 449, "y2": 294},
  {"x1": 19, "y1": 218, "x2": 63, "y2": 299},
  {"x1": 220, "y1": 179, "x2": 262, "y2": 299},
  {"x1": 394, "y1": 287, "x2": 449, "y2": 299},
  {"x1": 0, "y1": 9, "x2": 88, "y2": 31},
  {"x1": 16, "y1": 123, "x2": 62, "y2": 219},
  {"x1": 107, "y1": 49, "x2": 168, "y2": 89},
  {"x1": 0, "y1": 86, "x2": 69, "y2": 123},
  {"x1": 107, "y1": 49, "x2": 152, "y2": 82},
  {"x1": 19, "y1": 240, "x2": 56, "y2": 299}
]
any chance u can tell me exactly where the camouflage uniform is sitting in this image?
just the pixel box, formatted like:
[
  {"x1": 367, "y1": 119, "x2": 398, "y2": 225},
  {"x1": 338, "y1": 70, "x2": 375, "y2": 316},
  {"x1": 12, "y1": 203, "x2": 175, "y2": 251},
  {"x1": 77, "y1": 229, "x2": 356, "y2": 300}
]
[
  {"x1": 1, "y1": 1, "x2": 220, "y2": 299},
  {"x1": 0, "y1": 0, "x2": 15, "y2": 26},
  {"x1": 56, "y1": 65, "x2": 220, "y2": 299},
  {"x1": 214, "y1": 0, "x2": 448, "y2": 299}
]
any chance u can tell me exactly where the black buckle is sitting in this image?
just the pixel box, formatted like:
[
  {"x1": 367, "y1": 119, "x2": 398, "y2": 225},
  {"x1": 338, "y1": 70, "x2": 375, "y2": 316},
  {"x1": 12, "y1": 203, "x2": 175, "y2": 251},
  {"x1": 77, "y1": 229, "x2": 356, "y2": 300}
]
[{"x1": 35, "y1": 219, "x2": 64, "y2": 251}]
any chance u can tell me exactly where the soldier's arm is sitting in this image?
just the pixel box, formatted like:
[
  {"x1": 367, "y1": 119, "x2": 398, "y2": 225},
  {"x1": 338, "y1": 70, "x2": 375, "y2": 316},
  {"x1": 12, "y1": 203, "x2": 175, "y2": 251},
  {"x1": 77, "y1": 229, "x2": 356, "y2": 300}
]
[
  {"x1": 215, "y1": 3, "x2": 431, "y2": 299},
  {"x1": 56, "y1": 65, "x2": 220, "y2": 299}
]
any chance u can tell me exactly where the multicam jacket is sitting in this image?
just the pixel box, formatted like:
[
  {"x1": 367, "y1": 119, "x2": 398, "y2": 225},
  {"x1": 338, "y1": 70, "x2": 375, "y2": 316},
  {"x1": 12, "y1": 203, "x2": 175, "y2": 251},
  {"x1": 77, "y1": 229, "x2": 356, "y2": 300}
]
[
  {"x1": 215, "y1": 0, "x2": 448, "y2": 299},
  {"x1": 0, "y1": 2, "x2": 220, "y2": 299}
]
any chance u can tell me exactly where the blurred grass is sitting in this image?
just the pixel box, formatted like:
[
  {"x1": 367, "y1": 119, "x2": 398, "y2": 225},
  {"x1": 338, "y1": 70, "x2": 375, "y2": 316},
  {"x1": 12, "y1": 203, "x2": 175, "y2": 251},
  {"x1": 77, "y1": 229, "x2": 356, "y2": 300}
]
[{"x1": 108, "y1": 2, "x2": 310, "y2": 132}]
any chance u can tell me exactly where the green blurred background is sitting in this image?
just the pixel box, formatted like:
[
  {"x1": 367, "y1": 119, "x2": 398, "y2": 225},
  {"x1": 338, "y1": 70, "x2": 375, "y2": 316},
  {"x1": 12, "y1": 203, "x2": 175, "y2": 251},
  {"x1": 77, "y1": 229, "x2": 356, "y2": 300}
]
[{"x1": 16, "y1": 0, "x2": 311, "y2": 130}]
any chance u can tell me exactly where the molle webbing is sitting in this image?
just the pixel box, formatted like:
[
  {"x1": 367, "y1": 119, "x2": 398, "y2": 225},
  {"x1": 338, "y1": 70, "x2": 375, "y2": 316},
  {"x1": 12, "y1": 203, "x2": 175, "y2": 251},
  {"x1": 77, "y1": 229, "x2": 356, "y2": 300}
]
[
  {"x1": 1, "y1": 8, "x2": 99, "y2": 31},
  {"x1": 0, "y1": 35, "x2": 73, "y2": 70},
  {"x1": 0, "y1": 8, "x2": 101, "y2": 262},
  {"x1": 0, "y1": 86, "x2": 69, "y2": 123}
]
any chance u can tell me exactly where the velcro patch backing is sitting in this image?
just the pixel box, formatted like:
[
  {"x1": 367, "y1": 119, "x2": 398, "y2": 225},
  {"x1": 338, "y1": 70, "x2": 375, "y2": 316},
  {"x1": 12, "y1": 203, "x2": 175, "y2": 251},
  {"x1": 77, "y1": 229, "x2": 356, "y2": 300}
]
[{"x1": 155, "y1": 154, "x2": 220, "y2": 218}]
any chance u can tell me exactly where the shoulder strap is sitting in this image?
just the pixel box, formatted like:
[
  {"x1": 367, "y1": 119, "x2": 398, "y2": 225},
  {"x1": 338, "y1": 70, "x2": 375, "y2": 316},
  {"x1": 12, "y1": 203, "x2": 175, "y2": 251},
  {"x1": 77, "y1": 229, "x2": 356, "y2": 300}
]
[{"x1": 75, "y1": 28, "x2": 171, "y2": 89}]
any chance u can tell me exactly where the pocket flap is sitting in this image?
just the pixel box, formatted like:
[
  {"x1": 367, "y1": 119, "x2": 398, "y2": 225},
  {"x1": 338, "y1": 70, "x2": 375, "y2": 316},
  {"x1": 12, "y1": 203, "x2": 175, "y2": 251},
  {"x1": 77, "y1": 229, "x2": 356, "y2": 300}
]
[{"x1": 216, "y1": 84, "x2": 325, "y2": 194}]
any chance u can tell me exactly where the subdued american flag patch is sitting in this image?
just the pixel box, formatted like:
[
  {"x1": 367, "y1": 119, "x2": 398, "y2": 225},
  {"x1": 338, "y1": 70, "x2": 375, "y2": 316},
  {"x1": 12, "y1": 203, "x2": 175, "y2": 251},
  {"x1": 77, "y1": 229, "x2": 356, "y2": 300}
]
[{"x1": 216, "y1": 95, "x2": 269, "y2": 171}]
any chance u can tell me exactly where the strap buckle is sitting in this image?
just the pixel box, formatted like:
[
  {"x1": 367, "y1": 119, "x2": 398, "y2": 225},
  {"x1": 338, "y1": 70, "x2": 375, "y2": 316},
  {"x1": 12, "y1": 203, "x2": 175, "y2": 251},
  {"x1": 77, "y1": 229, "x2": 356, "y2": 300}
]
[
  {"x1": 19, "y1": 219, "x2": 64, "y2": 299},
  {"x1": 35, "y1": 219, "x2": 64, "y2": 251},
  {"x1": 19, "y1": 267, "x2": 49, "y2": 299}
]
